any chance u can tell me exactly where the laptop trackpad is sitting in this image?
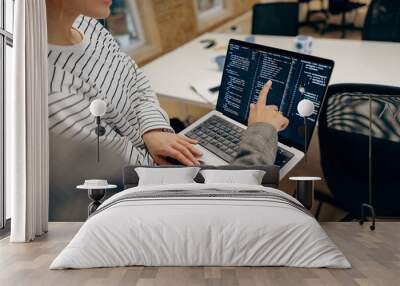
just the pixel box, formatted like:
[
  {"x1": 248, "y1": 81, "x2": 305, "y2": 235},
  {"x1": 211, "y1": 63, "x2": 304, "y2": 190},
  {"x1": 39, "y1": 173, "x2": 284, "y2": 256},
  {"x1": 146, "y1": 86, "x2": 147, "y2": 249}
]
[
  {"x1": 165, "y1": 145, "x2": 227, "y2": 166},
  {"x1": 195, "y1": 144, "x2": 228, "y2": 166}
]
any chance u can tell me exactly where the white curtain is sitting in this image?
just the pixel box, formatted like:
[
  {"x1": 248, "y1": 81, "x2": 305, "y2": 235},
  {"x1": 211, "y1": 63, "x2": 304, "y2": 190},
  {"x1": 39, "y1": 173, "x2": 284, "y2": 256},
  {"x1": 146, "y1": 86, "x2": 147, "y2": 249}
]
[{"x1": 8, "y1": 0, "x2": 49, "y2": 242}]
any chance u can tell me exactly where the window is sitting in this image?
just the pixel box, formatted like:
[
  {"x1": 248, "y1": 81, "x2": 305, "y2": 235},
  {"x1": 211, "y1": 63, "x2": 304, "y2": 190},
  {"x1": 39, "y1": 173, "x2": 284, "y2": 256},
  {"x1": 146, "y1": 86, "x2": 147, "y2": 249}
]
[
  {"x1": 106, "y1": 0, "x2": 145, "y2": 52},
  {"x1": 5, "y1": 0, "x2": 12, "y2": 33},
  {"x1": 196, "y1": 0, "x2": 224, "y2": 18},
  {"x1": 0, "y1": 0, "x2": 14, "y2": 230}
]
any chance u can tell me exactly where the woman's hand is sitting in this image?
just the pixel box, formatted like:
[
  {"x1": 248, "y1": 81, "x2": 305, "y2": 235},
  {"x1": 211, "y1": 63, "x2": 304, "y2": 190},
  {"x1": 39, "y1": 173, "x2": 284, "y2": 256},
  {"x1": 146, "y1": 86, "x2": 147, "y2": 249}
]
[
  {"x1": 143, "y1": 130, "x2": 203, "y2": 166},
  {"x1": 248, "y1": 80, "x2": 289, "y2": 131}
]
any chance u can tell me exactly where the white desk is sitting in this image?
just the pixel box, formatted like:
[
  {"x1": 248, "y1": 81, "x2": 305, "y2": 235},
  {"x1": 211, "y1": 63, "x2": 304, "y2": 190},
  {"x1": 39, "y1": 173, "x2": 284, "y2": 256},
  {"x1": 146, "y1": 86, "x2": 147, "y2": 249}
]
[{"x1": 142, "y1": 32, "x2": 400, "y2": 107}]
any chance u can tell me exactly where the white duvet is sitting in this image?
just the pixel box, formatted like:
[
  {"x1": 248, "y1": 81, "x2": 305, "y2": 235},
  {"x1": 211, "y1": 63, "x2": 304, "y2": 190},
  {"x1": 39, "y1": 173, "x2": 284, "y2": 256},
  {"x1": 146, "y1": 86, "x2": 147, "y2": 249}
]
[{"x1": 50, "y1": 183, "x2": 351, "y2": 269}]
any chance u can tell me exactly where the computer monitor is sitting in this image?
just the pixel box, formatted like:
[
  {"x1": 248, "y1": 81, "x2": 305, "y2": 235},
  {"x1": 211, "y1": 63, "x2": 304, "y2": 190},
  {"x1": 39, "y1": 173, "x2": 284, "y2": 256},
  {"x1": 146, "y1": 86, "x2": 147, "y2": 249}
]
[{"x1": 216, "y1": 39, "x2": 335, "y2": 151}]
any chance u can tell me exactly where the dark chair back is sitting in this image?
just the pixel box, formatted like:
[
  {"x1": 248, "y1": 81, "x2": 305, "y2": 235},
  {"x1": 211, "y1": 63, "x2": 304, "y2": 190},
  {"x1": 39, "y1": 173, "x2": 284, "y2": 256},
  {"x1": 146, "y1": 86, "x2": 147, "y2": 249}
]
[
  {"x1": 362, "y1": 0, "x2": 400, "y2": 42},
  {"x1": 328, "y1": 0, "x2": 351, "y2": 14},
  {"x1": 252, "y1": 3, "x2": 299, "y2": 36},
  {"x1": 318, "y1": 84, "x2": 400, "y2": 217}
]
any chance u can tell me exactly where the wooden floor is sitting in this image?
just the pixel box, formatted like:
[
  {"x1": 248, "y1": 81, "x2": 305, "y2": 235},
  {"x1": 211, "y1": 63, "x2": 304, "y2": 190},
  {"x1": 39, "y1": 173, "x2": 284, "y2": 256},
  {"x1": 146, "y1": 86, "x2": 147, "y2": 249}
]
[{"x1": 0, "y1": 222, "x2": 399, "y2": 286}]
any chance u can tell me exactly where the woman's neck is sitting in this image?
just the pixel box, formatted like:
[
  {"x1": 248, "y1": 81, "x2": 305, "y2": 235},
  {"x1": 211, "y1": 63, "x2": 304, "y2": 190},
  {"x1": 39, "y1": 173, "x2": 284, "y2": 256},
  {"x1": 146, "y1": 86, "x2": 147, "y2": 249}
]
[{"x1": 46, "y1": 4, "x2": 82, "y2": 46}]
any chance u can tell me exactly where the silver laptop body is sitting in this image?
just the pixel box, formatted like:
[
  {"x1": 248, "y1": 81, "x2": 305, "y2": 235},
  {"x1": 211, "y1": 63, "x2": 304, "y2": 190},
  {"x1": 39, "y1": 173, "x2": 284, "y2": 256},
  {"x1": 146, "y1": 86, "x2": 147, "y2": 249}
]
[{"x1": 180, "y1": 39, "x2": 334, "y2": 180}]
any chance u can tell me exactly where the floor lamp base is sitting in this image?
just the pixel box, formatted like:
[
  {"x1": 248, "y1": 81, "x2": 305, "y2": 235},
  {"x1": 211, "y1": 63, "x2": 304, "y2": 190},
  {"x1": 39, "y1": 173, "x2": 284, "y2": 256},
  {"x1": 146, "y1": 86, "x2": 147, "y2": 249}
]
[{"x1": 359, "y1": 203, "x2": 376, "y2": 231}]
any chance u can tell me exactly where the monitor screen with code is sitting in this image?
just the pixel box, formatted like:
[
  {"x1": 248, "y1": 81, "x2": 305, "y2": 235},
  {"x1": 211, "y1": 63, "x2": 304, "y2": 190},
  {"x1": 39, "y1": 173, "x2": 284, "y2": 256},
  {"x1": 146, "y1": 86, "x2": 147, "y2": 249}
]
[{"x1": 217, "y1": 39, "x2": 334, "y2": 150}]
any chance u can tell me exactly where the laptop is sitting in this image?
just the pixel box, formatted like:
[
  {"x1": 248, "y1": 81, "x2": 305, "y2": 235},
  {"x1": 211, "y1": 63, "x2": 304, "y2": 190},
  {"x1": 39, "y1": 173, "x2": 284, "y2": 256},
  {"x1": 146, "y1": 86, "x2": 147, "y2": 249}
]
[{"x1": 180, "y1": 39, "x2": 334, "y2": 179}]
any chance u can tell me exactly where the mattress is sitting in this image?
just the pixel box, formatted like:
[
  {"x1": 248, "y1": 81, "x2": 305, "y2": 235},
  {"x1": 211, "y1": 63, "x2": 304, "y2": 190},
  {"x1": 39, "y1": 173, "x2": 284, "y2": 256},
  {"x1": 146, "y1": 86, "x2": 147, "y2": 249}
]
[{"x1": 50, "y1": 183, "x2": 351, "y2": 269}]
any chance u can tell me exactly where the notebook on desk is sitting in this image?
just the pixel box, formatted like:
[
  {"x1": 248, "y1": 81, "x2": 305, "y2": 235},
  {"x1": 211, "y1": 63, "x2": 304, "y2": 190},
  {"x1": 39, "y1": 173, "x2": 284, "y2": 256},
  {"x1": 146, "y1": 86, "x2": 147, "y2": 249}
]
[{"x1": 181, "y1": 39, "x2": 334, "y2": 179}]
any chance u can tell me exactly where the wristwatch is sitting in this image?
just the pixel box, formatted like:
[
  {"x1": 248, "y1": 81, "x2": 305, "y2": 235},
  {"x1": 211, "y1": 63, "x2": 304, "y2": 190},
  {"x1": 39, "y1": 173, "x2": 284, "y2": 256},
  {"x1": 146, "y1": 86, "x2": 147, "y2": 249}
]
[{"x1": 161, "y1": 128, "x2": 175, "y2": 134}]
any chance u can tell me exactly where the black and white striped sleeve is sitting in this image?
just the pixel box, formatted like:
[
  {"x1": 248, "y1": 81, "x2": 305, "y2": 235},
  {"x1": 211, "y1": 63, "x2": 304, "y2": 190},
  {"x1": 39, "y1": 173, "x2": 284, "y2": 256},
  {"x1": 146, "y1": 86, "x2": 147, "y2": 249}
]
[{"x1": 131, "y1": 62, "x2": 174, "y2": 135}]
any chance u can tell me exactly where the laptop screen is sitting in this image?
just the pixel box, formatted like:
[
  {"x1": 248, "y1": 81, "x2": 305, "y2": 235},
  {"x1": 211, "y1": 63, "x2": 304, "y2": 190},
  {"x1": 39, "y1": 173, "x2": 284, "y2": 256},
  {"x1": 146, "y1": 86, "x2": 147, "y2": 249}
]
[{"x1": 216, "y1": 39, "x2": 334, "y2": 151}]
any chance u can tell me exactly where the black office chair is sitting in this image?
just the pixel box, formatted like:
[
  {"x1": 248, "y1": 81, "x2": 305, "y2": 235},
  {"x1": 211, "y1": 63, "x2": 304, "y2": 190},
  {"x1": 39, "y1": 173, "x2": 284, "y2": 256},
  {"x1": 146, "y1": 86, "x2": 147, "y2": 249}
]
[
  {"x1": 323, "y1": 0, "x2": 366, "y2": 38},
  {"x1": 315, "y1": 84, "x2": 400, "y2": 220},
  {"x1": 299, "y1": 0, "x2": 329, "y2": 31},
  {"x1": 362, "y1": 0, "x2": 400, "y2": 42},
  {"x1": 252, "y1": 3, "x2": 299, "y2": 36}
]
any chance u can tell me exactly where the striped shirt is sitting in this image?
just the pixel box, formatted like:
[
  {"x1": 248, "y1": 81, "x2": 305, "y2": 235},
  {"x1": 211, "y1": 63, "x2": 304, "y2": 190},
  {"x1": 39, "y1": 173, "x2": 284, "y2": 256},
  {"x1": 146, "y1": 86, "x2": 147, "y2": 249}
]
[{"x1": 48, "y1": 16, "x2": 172, "y2": 165}]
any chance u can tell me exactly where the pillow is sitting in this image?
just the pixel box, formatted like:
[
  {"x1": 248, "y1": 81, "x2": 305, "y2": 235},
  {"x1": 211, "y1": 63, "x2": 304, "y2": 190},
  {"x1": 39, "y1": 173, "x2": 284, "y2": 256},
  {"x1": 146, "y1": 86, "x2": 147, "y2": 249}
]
[
  {"x1": 135, "y1": 167, "x2": 201, "y2": 186},
  {"x1": 200, "y1": 169, "x2": 266, "y2": 185}
]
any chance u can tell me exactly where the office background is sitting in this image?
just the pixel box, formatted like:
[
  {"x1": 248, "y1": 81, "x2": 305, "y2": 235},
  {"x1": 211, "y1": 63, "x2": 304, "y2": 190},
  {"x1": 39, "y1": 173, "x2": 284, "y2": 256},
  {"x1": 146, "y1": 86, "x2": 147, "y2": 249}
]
[
  {"x1": 111, "y1": 0, "x2": 369, "y2": 66},
  {"x1": 0, "y1": 0, "x2": 386, "y2": 226},
  {"x1": 105, "y1": 0, "x2": 371, "y2": 221}
]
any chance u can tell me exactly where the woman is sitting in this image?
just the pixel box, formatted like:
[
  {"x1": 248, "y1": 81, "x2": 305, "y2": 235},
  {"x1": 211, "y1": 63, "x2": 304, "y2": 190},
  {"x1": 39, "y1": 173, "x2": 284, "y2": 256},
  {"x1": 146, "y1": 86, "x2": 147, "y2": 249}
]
[{"x1": 46, "y1": 0, "x2": 288, "y2": 167}]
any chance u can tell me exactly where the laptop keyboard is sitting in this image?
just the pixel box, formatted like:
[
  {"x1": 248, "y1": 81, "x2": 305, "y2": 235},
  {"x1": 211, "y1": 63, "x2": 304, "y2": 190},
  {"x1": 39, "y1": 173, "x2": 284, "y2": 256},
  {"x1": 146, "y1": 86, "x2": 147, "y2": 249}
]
[
  {"x1": 186, "y1": 115, "x2": 295, "y2": 168},
  {"x1": 186, "y1": 115, "x2": 243, "y2": 162}
]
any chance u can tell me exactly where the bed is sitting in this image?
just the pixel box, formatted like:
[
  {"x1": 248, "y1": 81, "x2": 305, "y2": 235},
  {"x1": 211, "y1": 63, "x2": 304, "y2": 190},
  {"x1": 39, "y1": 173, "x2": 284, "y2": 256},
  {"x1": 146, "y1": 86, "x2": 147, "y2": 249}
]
[{"x1": 50, "y1": 165, "x2": 350, "y2": 269}]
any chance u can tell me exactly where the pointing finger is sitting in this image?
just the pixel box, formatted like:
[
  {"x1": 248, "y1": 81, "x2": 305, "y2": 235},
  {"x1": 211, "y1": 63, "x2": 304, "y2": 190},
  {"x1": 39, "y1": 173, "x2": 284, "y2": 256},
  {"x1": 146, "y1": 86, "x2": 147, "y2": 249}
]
[{"x1": 257, "y1": 80, "x2": 272, "y2": 108}]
